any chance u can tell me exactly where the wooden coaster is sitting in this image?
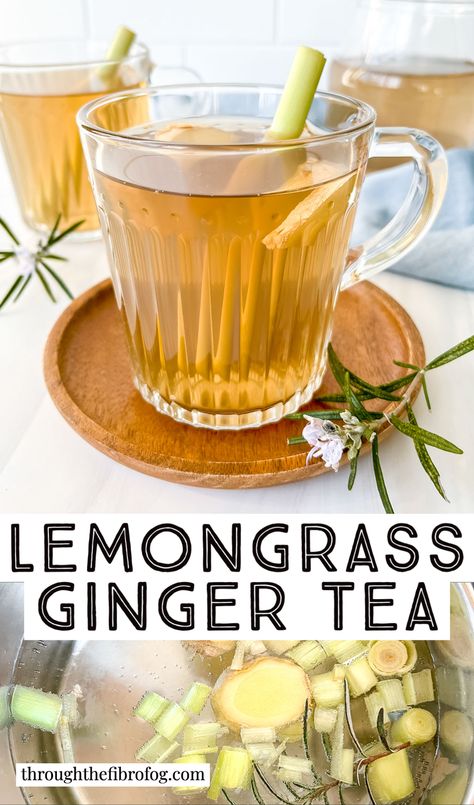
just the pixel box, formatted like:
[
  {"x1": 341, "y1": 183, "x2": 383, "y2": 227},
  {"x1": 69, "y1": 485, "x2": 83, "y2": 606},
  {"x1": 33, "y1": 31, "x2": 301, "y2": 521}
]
[{"x1": 44, "y1": 280, "x2": 424, "y2": 488}]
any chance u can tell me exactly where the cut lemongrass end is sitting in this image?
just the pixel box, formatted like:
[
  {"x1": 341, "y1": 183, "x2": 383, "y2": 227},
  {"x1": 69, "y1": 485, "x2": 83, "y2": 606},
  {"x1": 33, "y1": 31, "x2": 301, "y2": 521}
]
[
  {"x1": 364, "y1": 691, "x2": 387, "y2": 730},
  {"x1": 329, "y1": 703, "x2": 346, "y2": 782},
  {"x1": 277, "y1": 755, "x2": 313, "y2": 783},
  {"x1": 182, "y1": 722, "x2": 222, "y2": 755},
  {"x1": 440, "y1": 709, "x2": 474, "y2": 756},
  {"x1": 368, "y1": 641, "x2": 409, "y2": 677},
  {"x1": 346, "y1": 657, "x2": 378, "y2": 697},
  {"x1": 11, "y1": 686, "x2": 62, "y2": 733},
  {"x1": 268, "y1": 46, "x2": 326, "y2": 140},
  {"x1": 98, "y1": 26, "x2": 136, "y2": 82},
  {"x1": 285, "y1": 640, "x2": 326, "y2": 671},
  {"x1": 240, "y1": 726, "x2": 277, "y2": 744},
  {"x1": 136, "y1": 733, "x2": 179, "y2": 763},
  {"x1": 155, "y1": 702, "x2": 189, "y2": 741},
  {"x1": 207, "y1": 746, "x2": 252, "y2": 801},
  {"x1": 180, "y1": 682, "x2": 212, "y2": 715},
  {"x1": 61, "y1": 692, "x2": 80, "y2": 728},
  {"x1": 134, "y1": 691, "x2": 169, "y2": 724},
  {"x1": 367, "y1": 748, "x2": 415, "y2": 804},
  {"x1": 377, "y1": 679, "x2": 407, "y2": 713},
  {"x1": 230, "y1": 641, "x2": 247, "y2": 670},
  {"x1": 402, "y1": 669, "x2": 434, "y2": 705},
  {"x1": 391, "y1": 707, "x2": 437, "y2": 746},
  {"x1": 173, "y1": 754, "x2": 207, "y2": 794},
  {"x1": 313, "y1": 706, "x2": 338, "y2": 733},
  {"x1": 311, "y1": 668, "x2": 345, "y2": 707}
]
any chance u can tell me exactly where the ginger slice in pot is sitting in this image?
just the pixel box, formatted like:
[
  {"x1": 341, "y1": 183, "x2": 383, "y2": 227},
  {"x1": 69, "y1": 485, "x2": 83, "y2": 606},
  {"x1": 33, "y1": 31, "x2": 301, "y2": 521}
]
[{"x1": 212, "y1": 657, "x2": 311, "y2": 732}]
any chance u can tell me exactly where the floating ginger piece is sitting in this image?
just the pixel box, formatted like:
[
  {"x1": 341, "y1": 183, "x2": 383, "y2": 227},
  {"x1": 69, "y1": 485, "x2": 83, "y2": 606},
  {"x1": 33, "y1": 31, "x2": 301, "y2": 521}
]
[
  {"x1": 212, "y1": 657, "x2": 310, "y2": 732},
  {"x1": 184, "y1": 640, "x2": 236, "y2": 657},
  {"x1": 262, "y1": 170, "x2": 356, "y2": 250},
  {"x1": 154, "y1": 121, "x2": 239, "y2": 145}
]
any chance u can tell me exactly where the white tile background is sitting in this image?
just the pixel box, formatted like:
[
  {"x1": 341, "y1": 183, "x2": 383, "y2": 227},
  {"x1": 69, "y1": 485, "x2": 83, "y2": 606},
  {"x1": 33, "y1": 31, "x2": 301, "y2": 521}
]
[{"x1": 0, "y1": 0, "x2": 358, "y2": 86}]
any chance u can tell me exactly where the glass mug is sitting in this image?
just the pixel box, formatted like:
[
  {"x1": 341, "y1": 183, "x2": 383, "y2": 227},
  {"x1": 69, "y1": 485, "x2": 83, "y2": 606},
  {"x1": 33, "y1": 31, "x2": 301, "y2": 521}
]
[
  {"x1": 0, "y1": 41, "x2": 197, "y2": 239},
  {"x1": 78, "y1": 85, "x2": 447, "y2": 429}
]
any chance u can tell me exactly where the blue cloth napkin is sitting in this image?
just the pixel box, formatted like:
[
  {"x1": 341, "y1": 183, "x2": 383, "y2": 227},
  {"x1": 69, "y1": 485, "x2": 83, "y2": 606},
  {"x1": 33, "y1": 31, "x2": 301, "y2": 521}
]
[{"x1": 352, "y1": 148, "x2": 474, "y2": 290}]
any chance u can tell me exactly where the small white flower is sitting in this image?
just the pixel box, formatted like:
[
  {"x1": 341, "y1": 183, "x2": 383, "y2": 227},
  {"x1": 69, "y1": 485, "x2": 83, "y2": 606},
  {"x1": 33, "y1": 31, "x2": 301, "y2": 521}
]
[
  {"x1": 13, "y1": 245, "x2": 36, "y2": 277},
  {"x1": 302, "y1": 416, "x2": 346, "y2": 472}
]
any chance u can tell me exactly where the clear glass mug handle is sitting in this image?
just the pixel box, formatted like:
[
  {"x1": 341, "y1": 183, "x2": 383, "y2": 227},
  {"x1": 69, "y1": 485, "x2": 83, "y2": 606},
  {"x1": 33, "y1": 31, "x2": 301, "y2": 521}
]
[{"x1": 342, "y1": 128, "x2": 448, "y2": 289}]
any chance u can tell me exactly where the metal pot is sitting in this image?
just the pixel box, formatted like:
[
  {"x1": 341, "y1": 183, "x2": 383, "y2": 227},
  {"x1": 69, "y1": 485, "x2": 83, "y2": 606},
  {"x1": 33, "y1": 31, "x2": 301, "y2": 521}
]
[{"x1": 1, "y1": 582, "x2": 473, "y2": 804}]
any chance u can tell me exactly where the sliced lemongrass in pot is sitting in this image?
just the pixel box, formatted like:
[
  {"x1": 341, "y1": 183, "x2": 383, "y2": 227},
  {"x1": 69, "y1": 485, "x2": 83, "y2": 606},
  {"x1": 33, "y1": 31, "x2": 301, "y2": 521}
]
[
  {"x1": 240, "y1": 726, "x2": 277, "y2": 744},
  {"x1": 313, "y1": 706, "x2": 338, "y2": 733},
  {"x1": 180, "y1": 682, "x2": 212, "y2": 715},
  {"x1": 98, "y1": 26, "x2": 136, "y2": 83},
  {"x1": 377, "y1": 679, "x2": 407, "y2": 713},
  {"x1": 285, "y1": 640, "x2": 326, "y2": 671},
  {"x1": 330, "y1": 703, "x2": 352, "y2": 782},
  {"x1": 207, "y1": 746, "x2": 252, "y2": 801},
  {"x1": 367, "y1": 748, "x2": 415, "y2": 804},
  {"x1": 368, "y1": 640, "x2": 417, "y2": 676},
  {"x1": 182, "y1": 722, "x2": 224, "y2": 755},
  {"x1": 346, "y1": 657, "x2": 378, "y2": 697},
  {"x1": 0, "y1": 687, "x2": 11, "y2": 729},
  {"x1": 277, "y1": 754, "x2": 313, "y2": 783},
  {"x1": 324, "y1": 640, "x2": 368, "y2": 664},
  {"x1": 440, "y1": 709, "x2": 474, "y2": 756},
  {"x1": 154, "y1": 702, "x2": 189, "y2": 741},
  {"x1": 136, "y1": 733, "x2": 179, "y2": 763},
  {"x1": 391, "y1": 707, "x2": 437, "y2": 746},
  {"x1": 364, "y1": 691, "x2": 387, "y2": 730},
  {"x1": 245, "y1": 742, "x2": 277, "y2": 763},
  {"x1": 10, "y1": 686, "x2": 62, "y2": 733},
  {"x1": 310, "y1": 667, "x2": 345, "y2": 707},
  {"x1": 133, "y1": 691, "x2": 169, "y2": 724},
  {"x1": 402, "y1": 669, "x2": 434, "y2": 705}
]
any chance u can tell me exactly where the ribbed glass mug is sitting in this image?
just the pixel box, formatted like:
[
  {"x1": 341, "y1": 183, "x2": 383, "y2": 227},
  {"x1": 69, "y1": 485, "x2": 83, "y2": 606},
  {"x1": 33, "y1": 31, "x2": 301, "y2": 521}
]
[{"x1": 78, "y1": 85, "x2": 447, "y2": 429}]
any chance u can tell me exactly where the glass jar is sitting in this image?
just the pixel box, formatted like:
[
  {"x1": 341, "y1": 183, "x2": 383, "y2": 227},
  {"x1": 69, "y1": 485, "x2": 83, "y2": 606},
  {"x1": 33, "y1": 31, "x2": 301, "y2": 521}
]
[{"x1": 329, "y1": 0, "x2": 474, "y2": 149}]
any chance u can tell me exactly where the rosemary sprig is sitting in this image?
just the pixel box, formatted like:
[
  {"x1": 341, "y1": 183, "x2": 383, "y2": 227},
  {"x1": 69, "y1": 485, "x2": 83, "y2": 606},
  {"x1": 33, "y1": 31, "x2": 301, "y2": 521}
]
[
  {"x1": 0, "y1": 214, "x2": 83, "y2": 310},
  {"x1": 288, "y1": 336, "x2": 474, "y2": 512}
]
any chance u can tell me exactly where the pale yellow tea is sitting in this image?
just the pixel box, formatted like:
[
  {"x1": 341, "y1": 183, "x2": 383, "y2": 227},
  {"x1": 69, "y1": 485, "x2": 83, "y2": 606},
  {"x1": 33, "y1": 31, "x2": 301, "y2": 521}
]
[
  {"x1": 330, "y1": 56, "x2": 474, "y2": 150},
  {"x1": 95, "y1": 119, "x2": 360, "y2": 426},
  {"x1": 0, "y1": 77, "x2": 143, "y2": 234}
]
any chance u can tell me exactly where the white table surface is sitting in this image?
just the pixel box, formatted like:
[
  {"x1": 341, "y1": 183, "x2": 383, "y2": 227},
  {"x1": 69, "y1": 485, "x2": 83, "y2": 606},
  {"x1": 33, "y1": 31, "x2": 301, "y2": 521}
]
[{"x1": 0, "y1": 155, "x2": 473, "y2": 515}]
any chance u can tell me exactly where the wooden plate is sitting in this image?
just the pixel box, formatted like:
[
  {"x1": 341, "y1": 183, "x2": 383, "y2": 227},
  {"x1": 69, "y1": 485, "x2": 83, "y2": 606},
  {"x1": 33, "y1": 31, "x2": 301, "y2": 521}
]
[{"x1": 44, "y1": 280, "x2": 424, "y2": 488}]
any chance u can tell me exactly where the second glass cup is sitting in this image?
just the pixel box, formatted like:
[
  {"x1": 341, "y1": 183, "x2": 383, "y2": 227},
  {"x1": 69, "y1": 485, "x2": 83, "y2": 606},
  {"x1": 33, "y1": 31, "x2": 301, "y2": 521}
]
[
  {"x1": 78, "y1": 85, "x2": 447, "y2": 429},
  {"x1": 0, "y1": 39, "x2": 151, "y2": 238}
]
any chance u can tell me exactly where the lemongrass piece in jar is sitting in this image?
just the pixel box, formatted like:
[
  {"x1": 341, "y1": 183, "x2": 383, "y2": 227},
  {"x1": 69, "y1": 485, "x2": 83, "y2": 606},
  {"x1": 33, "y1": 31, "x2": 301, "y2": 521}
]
[
  {"x1": 98, "y1": 26, "x2": 136, "y2": 83},
  {"x1": 402, "y1": 669, "x2": 434, "y2": 705},
  {"x1": 391, "y1": 707, "x2": 437, "y2": 746},
  {"x1": 368, "y1": 641, "x2": 409, "y2": 677},
  {"x1": 207, "y1": 746, "x2": 252, "y2": 801},
  {"x1": 10, "y1": 686, "x2": 62, "y2": 734},
  {"x1": 277, "y1": 755, "x2": 313, "y2": 783},
  {"x1": 136, "y1": 733, "x2": 179, "y2": 762},
  {"x1": 311, "y1": 667, "x2": 345, "y2": 707},
  {"x1": 133, "y1": 691, "x2": 169, "y2": 724},
  {"x1": 313, "y1": 707, "x2": 338, "y2": 733},
  {"x1": 329, "y1": 704, "x2": 347, "y2": 782},
  {"x1": 326, "y1": 640, "x2": 368, "y2": 664},
  {"x1": 285, "y1": 640, "x2": 326, "y2": 671},
  {"x1": 184, "y1": 641, "x2": 236, "y2": 658},
  {"x1": 377, "y1": 679, "x2": 407, "y2": 713},
  {"x1": 440, "y1": 710, "x2": 474, "y2": 757},
  {"x1": 263, "y1": 640, "x2": 299, "y2": 655},
  {"x1": 364, "y1": 691, "x2": 387, "y2": 730},
  {"x1": 154, "y1": 702, "x2": 189, "y2": 741},
  {"x1": 346, "y1": 657, "x2": 378, "y2": 697},
  {"x1": 182, "y1": 723, "x2": 222, "y2": 755},
  {"x1": 211, "y1": 657, "x2": 310, "y2": 732},
  {"x1": 429, "y1": 767, "x2": 469, "y2": 805},
  {"x1": 0, "y1": 687, "x2": 10, "y2": 729},
  {"x1": 180, "y1": 682, "x2": 212, "y2": 715},
  {"x1": 367, "y1": 748, "x2": 415, "y2": 804},
  {"x1": 436, "y1": 666, "x2": 467, "y2": 710},
  {"x1": 240, "y1": 726, "x2": 277, "y2": 744}
]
